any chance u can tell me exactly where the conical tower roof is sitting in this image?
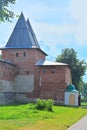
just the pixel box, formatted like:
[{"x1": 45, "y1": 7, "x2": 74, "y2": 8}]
[
  {"x1": 5, "y1": 12, "x2": 40, "y2": 49},
  {"x1": 27, "y1": 19, "x2": 40, "y2": 48}
]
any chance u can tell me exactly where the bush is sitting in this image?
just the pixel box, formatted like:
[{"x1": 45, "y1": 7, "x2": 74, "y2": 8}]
[
  {"x1": 35, "y1": 99, "x2": 45, "y2": 110},
  {"x1": 35, "y1": 99, "x2": 53, "y2": 111},
  {"x1": 45, "y1": 99, "x2": 53, "y2": 111}
]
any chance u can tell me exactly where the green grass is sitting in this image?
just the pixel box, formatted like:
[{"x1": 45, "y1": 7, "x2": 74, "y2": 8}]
[{"x1": 0, "y1": 104, "x2": 87, "y2": 130}]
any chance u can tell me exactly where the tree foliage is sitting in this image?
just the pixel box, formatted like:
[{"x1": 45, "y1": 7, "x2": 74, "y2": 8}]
[
  {"x1": 80, "y1": 82, "x2": 87, "y2": 101},
  {"x1": 0, "y1": 0, "x2": 15, "y2": 23},
  {"x1": 56, "y1": 48, "x2": 87, "y2": 89}
]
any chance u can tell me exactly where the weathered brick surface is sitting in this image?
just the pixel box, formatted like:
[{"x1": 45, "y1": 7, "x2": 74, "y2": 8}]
[
  {"x1": 1, "y1": 48, "x2": 46, "y2": 98},
  {"x1": 2, "y1": 48, "x2": 46, "y2": 75},
  {"x1": 0, "y1": 48, "x2": 71, "y2": 104},
  {"x1": 36, "y1": 66, "x2": 71, "y2": 104},
  {"x1": 0, "y1": 60, "x2": 15, "y2": 81}
]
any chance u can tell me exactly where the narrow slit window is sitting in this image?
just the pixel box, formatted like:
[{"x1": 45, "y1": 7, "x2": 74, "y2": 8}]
[
  {"x1": 24, "y1": 52, "x2": 26, "y2": 57},
  {"x1": 43, "y1": 69, "x2": 46, "y2": 74},
  {"x1": 52, "y1": 69, "x2": 55, "y2": 74},
  {"x1": 16, "y1": 53, "x2": 18, "y2": 57},
  {"x1": 52, "y1": 70, "x2": 55, "y2": 74},
  {"x1": 27, "y1": 71, "x2": 29, "y2": 75},
  {"x1": 17, "y1": 71, "x2": 19, "y2": 75}
]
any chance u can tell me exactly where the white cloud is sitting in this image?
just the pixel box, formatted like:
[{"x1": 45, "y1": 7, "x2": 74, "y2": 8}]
[
  {"x1": 1, "y1": 0, "x2": 87, "y2": 55},
  {"x1": 2, "y1": 0, "x2": 87, "y2": 47},
  {"x1": 70, "y1": 0, "x2": 87, "y2": 44},
  {"x1": 29, "y1": 0, "x2": 87, "y2": 46},
  {"x1": 32, "y1": 21, "x2": 75, "y2": 48},
  {"x1": 71, "y1": 0, "x2": 87, "y2": 21}
]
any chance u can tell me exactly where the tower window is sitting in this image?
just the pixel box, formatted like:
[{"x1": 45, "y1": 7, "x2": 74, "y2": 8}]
[
  {"x1": 16, "y1": 53, "x2": 18, "y2": 57},
  {"x1": 24, "y1": 52, "x2": 26, "y2": 57},
  {"x1": 43, "y1": 69, "x2": 46, "y2": 74},
  {"x1": 27, "y1": 71, "x2": 29, "y2": 75},
  {"x1": 17, "y1": 71, "x2": 19, "y2": 75},
  {"x1": 51, "y1": 69, "x2": 55, "y2": 74}
]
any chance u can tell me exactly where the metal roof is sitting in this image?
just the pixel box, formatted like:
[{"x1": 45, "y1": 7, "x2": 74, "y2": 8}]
[
  {"x1": 35, "y1": 60, "x2": 68, "y2": 66},
  {"x1": 0, "y1": 59, "x2": 15, "y2": 66},
  {"x1": 5, "y1": 12, "x2": 40, "y2": 49},
  {"x1": 65, "y1": 84, "x2": 78, "y2": 92}
]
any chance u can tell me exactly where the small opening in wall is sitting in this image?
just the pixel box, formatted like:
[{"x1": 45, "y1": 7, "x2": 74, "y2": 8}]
[
  {"x1": 17, "y1": 71, "x2": 19, "y2": 75},
  {"x1": 16, "y1": 53, "x2": 18, "y2": 57},
  {"x1": 52, "y1": 70, "x2": 55, "y2": 74},
  {"x1": 27, "y1": 71, "x2": 29, "y2": 75},
  {"x1": 24, "y1": 52, "x2": 26, "y2": 57},
  {"x1": 43, "y1": 69, "x2": 46, "y2": 74}
]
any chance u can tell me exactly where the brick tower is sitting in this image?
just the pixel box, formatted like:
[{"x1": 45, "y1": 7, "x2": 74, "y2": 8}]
[{"x1": 0, "y1": 13, "x2": 71, "y2": 104}]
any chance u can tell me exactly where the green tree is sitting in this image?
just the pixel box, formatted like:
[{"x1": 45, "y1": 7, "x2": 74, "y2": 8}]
[
  {"x1": 80, "y1": 82, "x2": 87, "y2": 101},
  {"x1": 0, "y1": 0, "x2": 15, "y2": 23},
  {"x1": 56, "y1": 48, "x2": 87, "y2": 90}
]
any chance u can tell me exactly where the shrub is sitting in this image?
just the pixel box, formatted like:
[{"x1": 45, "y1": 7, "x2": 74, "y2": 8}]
[
  {"x1": 35, "y1": 99, "x2": 45, "y2": 110},
  {"x1": 45, "y1": 99, "x2": 53, "y2": 111},
  {"x1": 35, "y1": 99, "x2": 53, "y2": 111}
]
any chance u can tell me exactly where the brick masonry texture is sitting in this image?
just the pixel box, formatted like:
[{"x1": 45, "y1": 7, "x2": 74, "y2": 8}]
[
  {"x1": 37, "y1": 66, "x2": 71, "y2": 103},
  {"x1": 0, "y1": 11, "x2": 72, "y2": 104},
  {"x1": 2, "y1": 48, "x2": 45, "y2": 75},
  {"x1": 0, "y1": 60, "x2": 15, "y2": 81},
  {"x1": 0, "y1": 47, "x2": 71, "y2": 104}
]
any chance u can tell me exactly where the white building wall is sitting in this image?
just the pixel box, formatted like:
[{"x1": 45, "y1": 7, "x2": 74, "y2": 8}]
[{"x1": 65, "y1": 92, "x2": 79, "y2": 106}]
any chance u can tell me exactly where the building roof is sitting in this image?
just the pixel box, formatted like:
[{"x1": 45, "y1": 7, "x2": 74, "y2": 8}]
[
  {"x1": 35, "y1": 60, "x2": 68, "y2": 66},
  {"x1": 4, "y1": 12, "x2": 41, "y2": 49},
  {"x1": 0, "y1": 59, "x2": 15, "y2": 66},
  {"x1": 65, "y1": 84, "x2": 78, "y2": 92}
]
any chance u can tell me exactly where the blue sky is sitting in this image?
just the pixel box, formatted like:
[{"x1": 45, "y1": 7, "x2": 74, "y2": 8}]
[{"x1": 0, "y1": 0, "x2": 87, "y2": 81}]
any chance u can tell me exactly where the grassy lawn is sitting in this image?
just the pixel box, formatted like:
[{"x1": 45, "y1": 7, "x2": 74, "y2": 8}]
[{"x1": 0, "y1": 104, "x2": 87, "y2": 130}]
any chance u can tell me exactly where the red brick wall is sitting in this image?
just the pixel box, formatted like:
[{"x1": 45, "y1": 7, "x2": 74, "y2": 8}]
[
  {"x1": 1, "y1": 48, "x2": 71, "y2": 104},
  {"x1": 36, "y1": 65, "x2": 71, "y2": 104},
  {"x1": 1, "y1": 48, "x2": 46, "y2": 98},
  {"x1": 2, "y1": 48, "x2": 46, "y2": 75},
  {"x1": 0, "y1": 61, "x2": 15, "y2": 81}
]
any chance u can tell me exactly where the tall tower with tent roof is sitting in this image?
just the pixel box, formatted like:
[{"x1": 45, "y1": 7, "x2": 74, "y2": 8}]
[{"x1": 0, "y1": 13, "x2": 72, "y2": 105}]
